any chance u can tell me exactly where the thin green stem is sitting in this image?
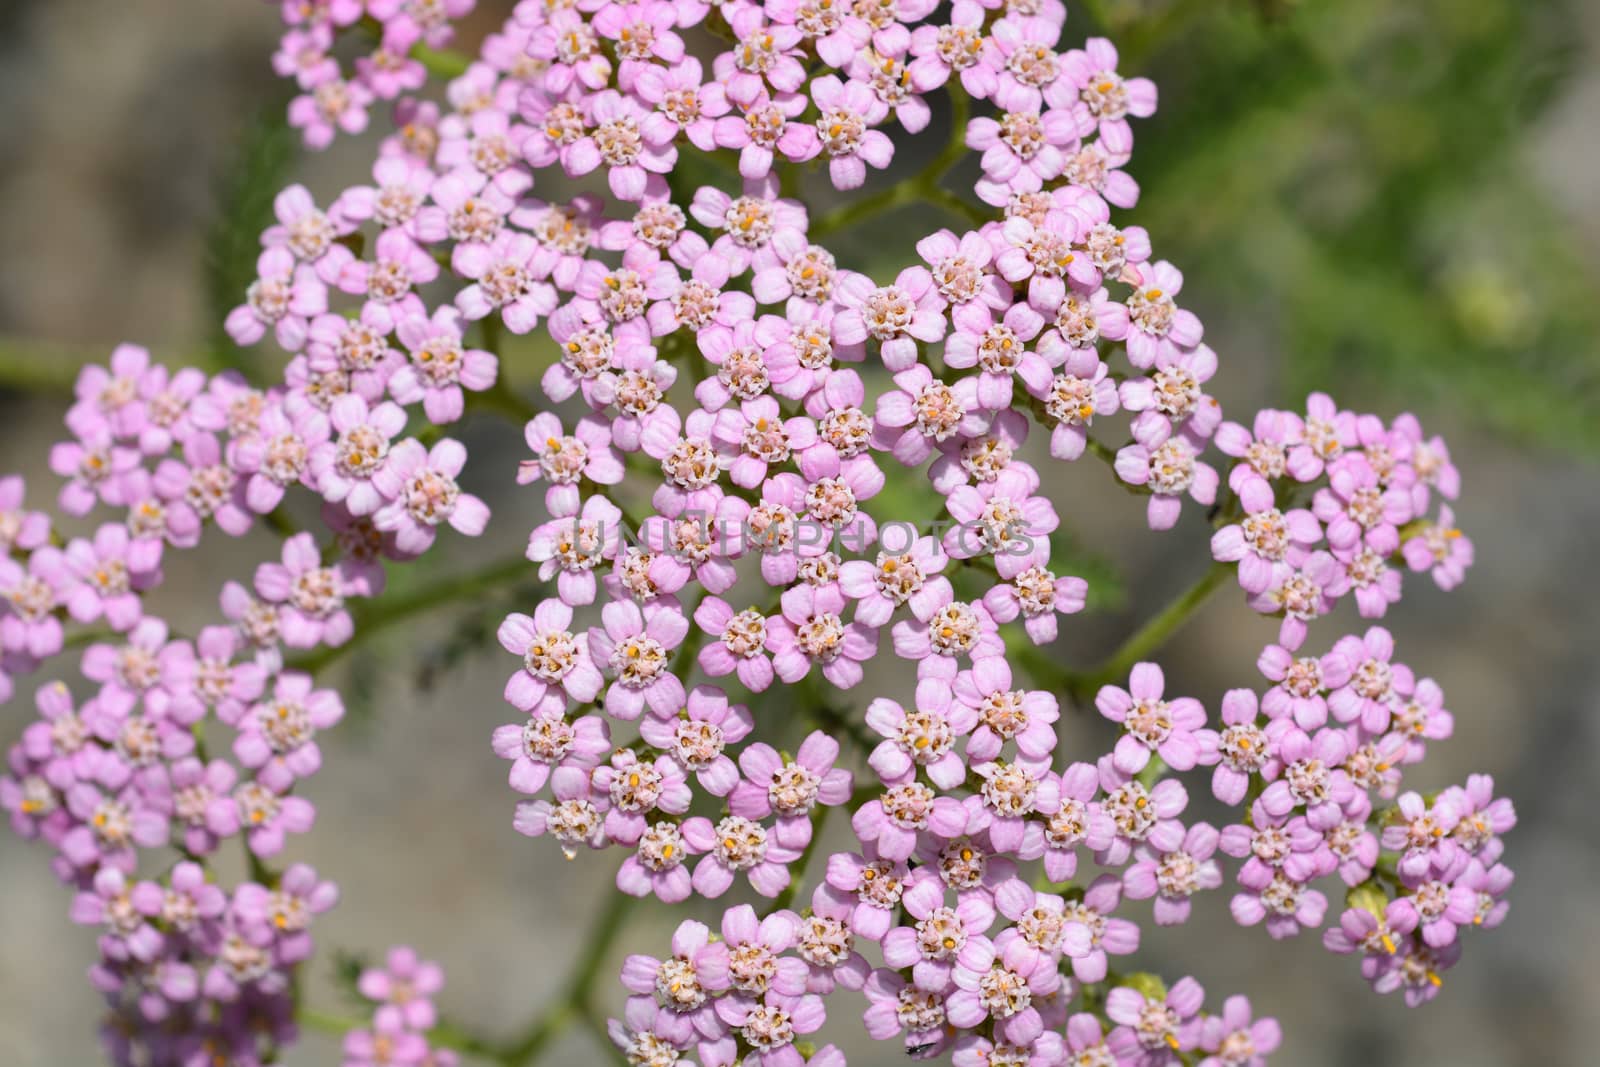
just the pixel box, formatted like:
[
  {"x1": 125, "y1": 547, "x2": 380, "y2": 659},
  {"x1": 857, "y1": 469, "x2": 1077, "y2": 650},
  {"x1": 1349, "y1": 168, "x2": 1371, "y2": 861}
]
[
  {"x1": 480, "y1": 308, "x2": 505, "y2": 356},
  {"x1": 287, "y1": 553, "x2": 535, "y2": 674},
  {"x1": 299, "y1": 1007, "x2": 364, "y2": 1037},
  {"x1": 358, "y1": 14, "x2": 470, "y2": 80},
  {"x1": 471, "y1": 373, "x2": 541, "y2": 424},
  {"x1": 470, "y1": 313, "x2": 540, "y2": 423},
  {"x1": 579, "y1": 1005, "x2": 630, "y2": 1067},
  {"x1": 923, "y1": 184, "x2": 988, "y2": 229},
  {"x1": 1070, "y1": 561, "x2": 1233, "y2": 699},
  {"x1": 62, "y1": 626, "x2": 115, "y2": 652},
  {"x1": 245, "y1": 847, "x2": 278, "y2": 890},
  {"x1": 1085, "y1": 436, "x2": 1120, "y2": 468},
  {"x1": 500, "y1": 891, "x2": 637, "y2": 1066},
  {"x1": 356, "y1": 12, "x2": 467, "y2": 80},
  {"x1": 1013, "y1": 643, "x2": 1091, "y2": 696},
  {"x1": 669, "y1": 591, "x2": 709, "y2": 678},
  {"x1": 302, "y1": 896, "x2": 637, "y2": 1065},
  {"x1": 811, "y1": 179, "x2": 919, "y2": 238},
  {"x1": 803, "y1": 688, "x2": 878, "y2": 754},
  {"x1": 928, "y1": 87, "x2": 973, "y2": 182},
  {"x1": 413, "y1": 43, "x2": 472, "y2": 79},
  {"x1": 261, "y1": 507, "x2": 298, "y2": 538}
]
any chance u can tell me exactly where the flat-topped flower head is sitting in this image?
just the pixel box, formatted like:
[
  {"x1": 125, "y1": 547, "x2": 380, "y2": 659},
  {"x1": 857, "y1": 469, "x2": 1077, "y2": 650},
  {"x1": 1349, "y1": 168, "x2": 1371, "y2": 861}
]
[{"x1": 0, "y1": 3, "x2": 1512, "y2": 1059}]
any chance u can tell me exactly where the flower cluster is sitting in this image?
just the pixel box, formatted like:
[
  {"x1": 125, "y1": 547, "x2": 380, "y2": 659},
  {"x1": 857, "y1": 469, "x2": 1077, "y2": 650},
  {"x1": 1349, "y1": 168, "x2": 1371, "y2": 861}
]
[
  {"x1": 2, "y1": 113, "x2": 495, "y2": 1057},
  {"x1": 1209, "y1": 400, "x2": 1470, "y2": 644},
  {"x1": 273, "y1": 0, "x2": 480, "y2": 149},
  {"x1": 0, "y1": 0, "x2": 1515, "y2": 1065},
  {"x1": 615, "y1": 908, "x2": 847, "y2": 1067},
  {"x1": 617, "y1": 906, "x2": 1287, "y2": 1067},
  {"x1": 342, "y1": 946, "x2": 459, "y2": 1067}
]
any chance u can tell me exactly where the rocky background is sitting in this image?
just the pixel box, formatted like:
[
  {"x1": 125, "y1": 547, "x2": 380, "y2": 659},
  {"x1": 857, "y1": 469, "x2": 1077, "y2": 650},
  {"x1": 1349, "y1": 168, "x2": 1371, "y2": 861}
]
[{"x1": 1, "y1": 1, "x2": 1597, "y2": 1064}]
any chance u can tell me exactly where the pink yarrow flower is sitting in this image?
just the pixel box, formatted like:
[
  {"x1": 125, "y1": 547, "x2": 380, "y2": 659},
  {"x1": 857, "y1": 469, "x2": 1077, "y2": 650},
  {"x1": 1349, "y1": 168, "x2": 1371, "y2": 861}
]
[{"x1": 1096, "y1": 663, "x2": 1214, "y2": 775}]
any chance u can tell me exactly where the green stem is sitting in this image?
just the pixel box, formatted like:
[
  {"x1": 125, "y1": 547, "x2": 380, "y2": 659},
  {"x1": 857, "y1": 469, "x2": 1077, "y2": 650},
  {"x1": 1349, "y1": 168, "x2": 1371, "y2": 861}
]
[
  {"x1": 261, "y1": 507, "x2": 299, "y2": 538},
  {"x1": 358, "y1": 15, "x2": 470, "y2": 81},
  {"x1": 62, "y1": 626, "x2": 115, "y2": 652},
  {"x1": 669, "y1": 591, "x2": 709, "y2": 679},
  {"x1": 579, "y1": 1006, "x2": 630, "y2": 1067},
  {"x1": 413, "y1": 43, "x2": 472, "y2": 80},
  {"x1": 299, "y1": 1007, "x2": 364, "y2": 1037},
  {"x1": 928, "y1": 87, "x2": 973, "y2": 183},
  {"x1": 1085, "y1": 436, "x2": 1121, "y2": 468},
  {"x1": 431, "y1": 1020, "x2": 514, "y2": 1062},
  {"x1": 923, "y1": 184, "x2": 989, "y2": 229},
  {"x1": 803, "y1": 689, "x2": 879, "y2": 754},
  {"x1": 302, "y1": 895, "x2": 638, "y2": 1066},
  {"x1": 812, "y1": 169, "x2": 966, "y2": 238},
  {"x1": 500, "y1": 891, "x2": 636, "y2": 1066},
  {"x1": 470, "y1": 314, "x2": 540, "y2": 423},
  {"x1": 1071, "y1": 561, "x2": 1233, "y2": 699},
  {"x1": 246, "y1": 847, "x2": 278, "y2": 890},
  {"x1": 287, "y1": 553, "x2": 535, "y2": 674},
  {"x1": 1012, "y1": 643, "x2": 1090, "y2": 696},
  {"x1": 471, "y1": 373, "x2": 541, "y2": 424}
]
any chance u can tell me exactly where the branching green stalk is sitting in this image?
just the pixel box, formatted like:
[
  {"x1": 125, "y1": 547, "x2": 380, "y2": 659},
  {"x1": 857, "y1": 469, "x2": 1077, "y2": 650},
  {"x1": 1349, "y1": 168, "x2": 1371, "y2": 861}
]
[
  {"x1": 499, "y1": 890, "x2": 637, "y2": 1067},
  {"x1": 802, "y1": 688, "x2": 879, "y2": 754},
  {"x1": 302, "y1": 894, "x2": 636, "y2": 1065},
  {"x1": 414, "y1": 43, "x2": 473, "y2": 79},
  {"x1": 471, "y1": 374, "x2": 542, "y2": 424},
  {"x1": 1084, "y1": 436, "x2": 1121, "y2": 468},
  {"x1": 299, "y1": 1007, "x2": 364, "y2": 1038},
  {"x1": 1069, "y1": 561, "x2": 1233, "y2": 699},
  {"x1": 669, "y1": 592, "x2": 709, "y2": 677},
  {"x1": 288, "y1": 554, "x2": 535, "y2": 674}
]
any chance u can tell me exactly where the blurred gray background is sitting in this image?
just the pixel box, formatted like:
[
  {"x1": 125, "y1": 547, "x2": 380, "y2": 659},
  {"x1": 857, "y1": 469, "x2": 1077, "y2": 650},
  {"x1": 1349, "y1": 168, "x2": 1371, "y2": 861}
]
[{"x1": 2, "y1": 1, "x2": 1598, "y2": 1064}]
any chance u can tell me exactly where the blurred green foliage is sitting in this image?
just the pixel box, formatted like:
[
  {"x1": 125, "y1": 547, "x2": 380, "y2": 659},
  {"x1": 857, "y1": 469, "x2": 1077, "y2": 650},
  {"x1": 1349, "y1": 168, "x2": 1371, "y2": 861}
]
[
  {"x1": 803, "y1": 0, "x2": 1599, "y2": 455},
  {"x1": 1107, "y1": 0, "x2": 1599, "y2": 452},
  {"x1": 202, "y1": 99, "x2": 299, "y2": 375}
]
